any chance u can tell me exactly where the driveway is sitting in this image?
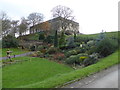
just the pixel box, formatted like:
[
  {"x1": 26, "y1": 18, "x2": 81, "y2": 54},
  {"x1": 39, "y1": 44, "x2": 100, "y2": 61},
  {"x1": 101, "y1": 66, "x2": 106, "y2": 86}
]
[{"x1": 62, "y1": 65, "x2": 119, "y2": 88}]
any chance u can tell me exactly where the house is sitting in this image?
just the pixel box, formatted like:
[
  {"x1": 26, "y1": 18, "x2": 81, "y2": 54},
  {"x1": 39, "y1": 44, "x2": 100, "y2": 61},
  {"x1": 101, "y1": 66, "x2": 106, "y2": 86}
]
[{"x1": 30, "y1": 16, "x2": 79, "y2": 35}]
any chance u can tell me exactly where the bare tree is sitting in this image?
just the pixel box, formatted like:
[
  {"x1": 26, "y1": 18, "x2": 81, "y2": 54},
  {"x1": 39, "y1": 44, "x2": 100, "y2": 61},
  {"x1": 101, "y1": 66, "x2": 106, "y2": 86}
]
[
  {"x1": 27, "y1": 12, "x2": 44, "y2": 33},
  {"x1": 18, "y1": 17, "x2": 28, "y2": 36},
  {"x1": 11, "y1": 20, "x2": 19, "y2": 37},
  {"x1": 51, "y1": 5, "x2": 75, "y2": 32},
  {"x1": 0, "y1": 11, "x2": 11, "y2": 36}
]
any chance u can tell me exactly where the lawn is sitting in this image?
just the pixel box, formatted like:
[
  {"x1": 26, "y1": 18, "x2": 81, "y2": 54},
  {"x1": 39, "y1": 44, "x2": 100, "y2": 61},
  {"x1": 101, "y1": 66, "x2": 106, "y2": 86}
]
[
  {"x1": 2, "y1": 49, "x2": 119, "y2": 88},
  {"x1": 2, "y1": 57, "x2": 73, "y2": 88},
  {"x1": 1, "y1": 48, "x2": 29, "y2": 57}
]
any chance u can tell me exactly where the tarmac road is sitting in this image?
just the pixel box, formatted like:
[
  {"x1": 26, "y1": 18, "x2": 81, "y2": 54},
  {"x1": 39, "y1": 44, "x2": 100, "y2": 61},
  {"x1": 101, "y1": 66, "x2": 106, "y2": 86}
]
[{"x1": 62, "y1": 65, "x2": 119, "y2": 88}]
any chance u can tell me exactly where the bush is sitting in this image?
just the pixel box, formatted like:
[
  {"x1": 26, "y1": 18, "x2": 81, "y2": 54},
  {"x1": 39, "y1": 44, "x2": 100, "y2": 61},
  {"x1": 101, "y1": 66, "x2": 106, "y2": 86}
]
[
  {"x1": 59, "y1": 31, "x2": 66, "y2": 47},
  {"x1": 36, "y1": 51, "x2": 44, "y2": 57},
  {"x1": 65, "y1": 53, "x2": 88, "y2": 65},
  {"x1": 59, "y1": 45, "x2": 70, "y2": 50},
  {"x1": 83, "y1": 53, "x2": 99, "y2": 67},
  {"x1": 54, "y1": 30, "x2": 58, "y2": 47},
  {"x1": 95, "y1": 38, "x2": 118, "y2": 57},
  {"x1": 86, "y1": 46, "x2": 97, "y2": 54},
  {"x1": 38, "y1": 32, "x2": 45, "y2": 40},
  {"x1": 2, "y1": 35, "x2": 19, "y2": 48},
  {"x1": 37, "y1": 45, "x2": 45, "y2": 51},
  {"x1": 65, "y1": 50, "x2": 78, "y2": 58},
  {"x1": 67, "y1": 37, "x2": 76, "y2": 48},
  {"x1": 46, "y1": 46, "x2": 59, "y2": 54},
  {"x1": 30, "y1": 45, "x2": 36, "y2": 51},
  {"x1": 53, "y1": 53, "x2": 65, "y2": 60},
  {"x1": 75, "y1": 36, "x2": 94, "y2": 44},
  {"x1": 44, "y1": 35, "x2": 54, "y2": 43}
]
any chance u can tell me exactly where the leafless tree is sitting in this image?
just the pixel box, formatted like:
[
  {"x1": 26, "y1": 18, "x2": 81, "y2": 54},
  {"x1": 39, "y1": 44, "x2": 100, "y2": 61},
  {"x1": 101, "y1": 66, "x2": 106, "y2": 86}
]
[
  {"x1": 18, "y1": 17, "x2": 28, "y2": 36},
  {"x1": 0, "y1": 11, "x2": 11, "y2": 36},
  {"x1": 11, "y1": 20, "x2": 19, "y2": 37},
  {"x1": 27, "y1": 12, "x2": 44, "y2": 33},
  {"x1": 51, "y1": 5, "x2": 75, "y2": 32}
]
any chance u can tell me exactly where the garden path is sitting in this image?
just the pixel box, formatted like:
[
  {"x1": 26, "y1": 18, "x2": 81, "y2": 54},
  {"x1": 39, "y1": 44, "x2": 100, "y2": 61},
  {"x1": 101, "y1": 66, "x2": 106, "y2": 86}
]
[{"x1": 0, "y1": 52, "x2": 33, "y2": 60}]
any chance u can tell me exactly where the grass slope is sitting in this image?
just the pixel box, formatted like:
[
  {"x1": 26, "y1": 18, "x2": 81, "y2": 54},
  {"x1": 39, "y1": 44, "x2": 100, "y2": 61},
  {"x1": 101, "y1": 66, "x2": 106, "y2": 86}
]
[
  {"x1": 2, "y1": 57, "x2": 73, "y2": 88},
  {"x1": 1, "y1": 48, "x2": 29, "y2": 57},
  {"x1": 79, "y1": 31, "x2": 119, "y2": 38},
  {"x1": 15, "y1": 50, "x2": 119, "y2": 88}
]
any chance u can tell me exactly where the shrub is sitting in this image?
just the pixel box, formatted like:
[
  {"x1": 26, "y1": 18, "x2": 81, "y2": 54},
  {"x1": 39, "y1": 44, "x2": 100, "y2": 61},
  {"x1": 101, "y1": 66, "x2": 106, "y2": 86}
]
[
  {"x1": 59, "y1": 31, "x2": 66, "y2": 47},
  {"x1": 38, "y1": 32, "x2": 45, "y2": 40},
  {"x1": 2, "y1": 35, "x2": 19, "y2": 48},
  {"x1": 95, "y1": 38, "x2": 118, "y2": 57},
  {"x1": 46, "y1": 46, "x2": 59, "y2": 54},
  {"x1": 86, "y1": 46, "x2": 97, "y2": 54},
  {"x1": 65, "y1": 50, "x2": 77, "y2": 58},
  {"x1": 83, "y1": 53, "x2": 99, "y2": 67},
  {"x1": 65, "y1": 53, "x2": 88, "y2": 65},
  {"x1": 54, "y1": 30, "x2": 58, "y2": 47},
  {"x1": 30, "y1": 45, "x2": 36, "y2": 51},
  {"x1": 66, "y1": 55, "x2": 79, "y2": 65},
  {"x1": 36, "y1": 51, "x2": 44, "y2": 57},
  {"x1": 59, "y1": 45, "x2": 70, "y2": 50},
  {"x1": 44, "y1": 35, "x2": 54, "y2": 43},
  {"x1": 53, "y1": 53, "x2": 65, "y2": 60},
  {"x1": 75, "y1": 36, "x2": 94, "y2": 44},
  {"x1": 67, "y1": 37, "x2": 76, "y2": 48},
  {"x1": 37, "y1": 45, "x2": 45, "y2": 51}
]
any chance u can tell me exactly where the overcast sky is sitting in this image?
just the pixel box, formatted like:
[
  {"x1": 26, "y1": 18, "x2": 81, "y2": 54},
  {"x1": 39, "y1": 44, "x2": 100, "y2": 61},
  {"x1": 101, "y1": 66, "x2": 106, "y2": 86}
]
[{"x1": 0, "y1": 0, "x2": 119, "y2": 34}]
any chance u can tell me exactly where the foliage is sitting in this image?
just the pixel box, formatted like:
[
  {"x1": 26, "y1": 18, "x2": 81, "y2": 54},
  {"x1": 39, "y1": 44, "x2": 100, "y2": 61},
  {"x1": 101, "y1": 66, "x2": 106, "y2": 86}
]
[
  {"x1": 59, "y1": 45, "x2": 70, "y2": 50},
  {"x1": 66, "y1": 36, "x2": 76, "y2": 48},
  {"x1": 95, "y1": 38, "x2": 118, "y2": 57},
  {"x1": 37, "y1": 45, "x2": 45, "y2": 51},
  {"x1": 53, "y1": 53, "x2": 65, "y2": 60},
  {"x1": 44, "y1": 35, "x2": 54, "y2": 43},
  {"x1": 30, "y1": 45, "x2": 36, "y2": 51},
  {"x1": 65, "y1": 50, "x2": 77, "y2": 58},
  {"x1": 59, "y1": 31, "x2": 66, "y2": 47},
  {"x1": 2, "y1": 35, "x2": 19, "y2": 48},
  {"x1": 75, "y1": 36, "x2": 94, "y2": 44},
  {"x1": 46, "y1": 46, "x2": 59, "y2": 54},
  {"x1": 74, "y1": 32, "x2": 77, "y2": 41},
  {"x1": 38, "y1": 32, "x2": 45, "y2": 40},
  {"x1": 54, "y1": 30, "x2": 58, "y2": 47},
  {"x1": 83, "y1": 53, "x2": 99, "y2": 66},
  {"x1": 65, "y1": 53, "x2": 88, "y2": 65}
]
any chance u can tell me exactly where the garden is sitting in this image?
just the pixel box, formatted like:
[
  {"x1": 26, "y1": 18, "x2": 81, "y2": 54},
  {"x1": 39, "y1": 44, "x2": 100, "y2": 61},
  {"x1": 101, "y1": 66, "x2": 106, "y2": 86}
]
[
  {"x1": 1, "y1": 30, "x2": 119, "y2": 88},
  {"x1": 29, "y1": 31, "x2": 119, "y2": 68}
]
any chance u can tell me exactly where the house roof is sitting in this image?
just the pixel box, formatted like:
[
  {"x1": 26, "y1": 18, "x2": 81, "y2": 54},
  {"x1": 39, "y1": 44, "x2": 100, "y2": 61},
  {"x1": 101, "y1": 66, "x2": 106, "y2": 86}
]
[{"x1": 30, "y1": 16, "x2": 79, "y2": 29}]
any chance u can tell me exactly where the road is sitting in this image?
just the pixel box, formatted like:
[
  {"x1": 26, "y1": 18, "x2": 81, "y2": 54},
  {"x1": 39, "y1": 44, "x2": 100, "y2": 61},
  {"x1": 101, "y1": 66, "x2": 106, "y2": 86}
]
[
  {"x1": 0, "y1": 52, "x2": 33, "y2": 60},
  {"x1": 62, "y1": 65, "x2": 119, "y2": 88}
]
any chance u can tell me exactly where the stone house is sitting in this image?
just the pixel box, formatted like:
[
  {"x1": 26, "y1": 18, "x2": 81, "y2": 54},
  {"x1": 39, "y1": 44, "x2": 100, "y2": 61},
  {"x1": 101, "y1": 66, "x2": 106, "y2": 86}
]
[{"x1": 30, "y1": 16, "x2": 79, "y2": 35}]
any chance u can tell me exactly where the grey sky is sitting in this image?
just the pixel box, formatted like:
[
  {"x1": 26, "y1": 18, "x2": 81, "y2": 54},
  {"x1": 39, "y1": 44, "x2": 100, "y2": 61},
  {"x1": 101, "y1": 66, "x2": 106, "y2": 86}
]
[{"x1": 0, "y1": 0, "x2": 119, "y2": 34}]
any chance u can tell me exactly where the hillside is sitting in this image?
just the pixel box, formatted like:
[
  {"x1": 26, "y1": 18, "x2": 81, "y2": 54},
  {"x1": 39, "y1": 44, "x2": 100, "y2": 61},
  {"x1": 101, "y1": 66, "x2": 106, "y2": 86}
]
[{"x1": 18, "y1": 31, "x2": 119, "y2": 41}]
